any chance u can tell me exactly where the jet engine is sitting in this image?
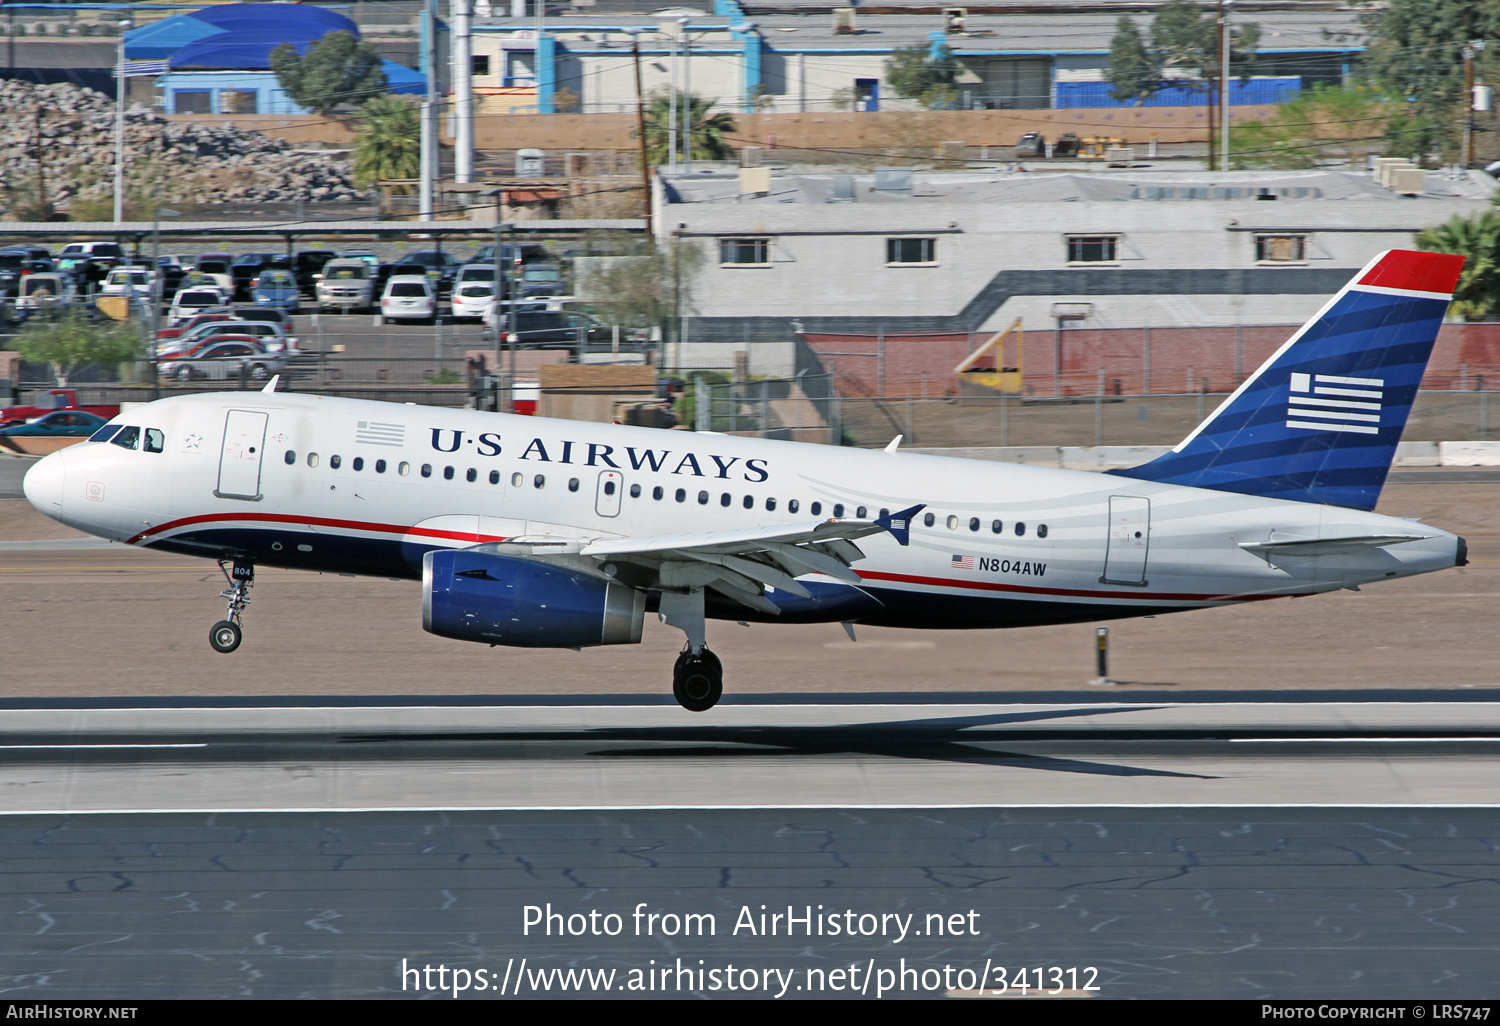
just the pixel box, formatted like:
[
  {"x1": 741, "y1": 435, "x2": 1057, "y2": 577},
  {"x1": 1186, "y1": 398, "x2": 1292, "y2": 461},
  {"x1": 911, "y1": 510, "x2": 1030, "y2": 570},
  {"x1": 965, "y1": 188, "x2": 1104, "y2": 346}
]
[{"x1": 422, "y1": 549, "x2": 645, "y2": 648}]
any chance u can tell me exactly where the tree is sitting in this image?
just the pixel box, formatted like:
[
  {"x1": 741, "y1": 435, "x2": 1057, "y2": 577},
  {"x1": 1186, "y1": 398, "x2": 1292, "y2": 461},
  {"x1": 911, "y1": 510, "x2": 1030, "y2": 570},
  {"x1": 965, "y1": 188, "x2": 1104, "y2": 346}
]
[
  {"x1": 883, "y1": 41, "x2": 958, "y2": 109},
  {"x1": 640, "y1": 92, "x2": 735, "y2": 166},
  {"x1": 1356, "y1": 0, "x2": 1500, "y2": 165},
  {"x1": 352, "y1": 94, "x2": 419, "y2": 190},
  {"x1": 1104, "y1": 0, "x2": 1258, "y2": 107},
  {"x1": 1417, "y1": 210, "x2": 1500, "y2": 320},
  {"x1": 1229, "y1": 84, "x2": 1387, "y2": 169},
  {"x1": 579, "y1": 239, "x2": 706, "y2": 347},
  {"x1": 270, "y1": 31, "x2": 387, "y2": 117},
  {"x1": 15, "y1": 310, "x2": 142, "y2": 386}
]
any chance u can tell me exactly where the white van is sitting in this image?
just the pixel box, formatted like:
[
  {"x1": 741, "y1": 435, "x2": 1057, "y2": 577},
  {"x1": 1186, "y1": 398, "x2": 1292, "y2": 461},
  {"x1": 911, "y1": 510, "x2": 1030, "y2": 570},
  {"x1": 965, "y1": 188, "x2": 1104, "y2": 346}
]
[
  {"x1": 168, "y1": 287, "x2": 231, "y2": 326},
  {"x1": 315, "y1": 259, "x2": 374, "y2": 313},
  {"x1": 380, "y1": 275, "x2": 435, "y2": 324},
  {"x1": 450, "y1": 264, "x2": 497, "y2": 320}
]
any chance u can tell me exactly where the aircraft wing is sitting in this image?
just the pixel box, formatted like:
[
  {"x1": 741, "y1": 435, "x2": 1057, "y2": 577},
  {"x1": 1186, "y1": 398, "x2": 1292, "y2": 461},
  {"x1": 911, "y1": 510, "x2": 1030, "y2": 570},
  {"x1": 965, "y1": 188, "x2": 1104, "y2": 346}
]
[{"x1": 492, "y1": 504, "x2": 924, "y2": 615}]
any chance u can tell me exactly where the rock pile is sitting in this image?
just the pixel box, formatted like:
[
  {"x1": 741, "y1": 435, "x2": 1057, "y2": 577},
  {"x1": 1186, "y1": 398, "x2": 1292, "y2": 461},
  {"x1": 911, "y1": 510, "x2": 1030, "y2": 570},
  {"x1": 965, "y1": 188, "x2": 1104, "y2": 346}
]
[{"x1": 0, "y1": 80, "x2": 364, "y2": 217}]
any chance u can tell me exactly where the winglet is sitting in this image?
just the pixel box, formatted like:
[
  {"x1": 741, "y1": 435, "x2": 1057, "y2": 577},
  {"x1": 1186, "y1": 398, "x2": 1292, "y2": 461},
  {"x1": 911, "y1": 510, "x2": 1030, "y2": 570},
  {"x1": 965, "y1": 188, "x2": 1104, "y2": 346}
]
[
  {"x1": 261, "y1": 375, "x2": 280, "y2": 394},
  {"x1": 884, "y1": 434, "x2": 903, "y2": 452},
  {"x1": 876, "y1": 503, "x2": 924, "y2": 546}
]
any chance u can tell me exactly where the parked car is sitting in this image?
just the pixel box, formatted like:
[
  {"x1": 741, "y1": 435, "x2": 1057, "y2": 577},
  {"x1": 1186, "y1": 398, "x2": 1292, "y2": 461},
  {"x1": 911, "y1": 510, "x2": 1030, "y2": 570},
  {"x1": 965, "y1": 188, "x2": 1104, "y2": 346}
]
[
  {"x1": 15, "y1": 273, "x2": 75, "y2": 317},
  {"x1": 252, "y1": 269, "x2": 301, "y2": 313},
  {"x1": 517, "y1": 261, "x2": 567, "y2": 298},
  {"x1": 315, "y1": 259, "x2": 375, "y2": 313},
  {"x1": 99, "y1": 266, "x2": 155, "y2": 301},
  {"x1": 380, "y1": 275, "x2": 435, "y2": 324},
  {"x1": 188, "y1": 258, "x2": 234, "y2": 293},
  {"x1": 0, "y1": 410, "x2": 111, "y2": 455},
  {"x1": 160, "y1": 339, "x2": 288, "y2": 382},
  {"x1": 54, "y1": 242, "x2": 124, "y2": 273},
  {"x1": 168, "y1": 287, "x2": 232, "y2": 325},
  {"x1": 484, "y1": 308, "x2": 615, "y2": 349},
  {"x1": 232, "y1": 253, "x2": 280, "y2": 299},
  {"x1": 156, "y1": 310, "x2": 236, "y2": 341},
  {"x1": 230, "y1": 306, "x2": 295, "y2": 328},
  {"x1": 156, "y1": 320, "x2": 297, "y2": 357},
  {"x1": 293, "y1": 250, "x2": 338, "y2": 295},
  {"x1": 0, "y1": 389, "x2": 119, "y2": 429},
  {"x1": 398, "y1": 250, "x2": 461, "y2": 293},
  {"x1": 449, "y1": 265, "x2": 497, "y2": 320},
  {"x1": 0, "y1": 249, "x2": 54, "y2": 297}
]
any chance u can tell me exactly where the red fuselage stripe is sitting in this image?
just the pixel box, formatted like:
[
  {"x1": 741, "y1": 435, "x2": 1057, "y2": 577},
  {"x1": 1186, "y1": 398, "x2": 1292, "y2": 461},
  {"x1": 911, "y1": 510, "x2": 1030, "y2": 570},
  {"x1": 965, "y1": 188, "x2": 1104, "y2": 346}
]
[{"x1": 127, "y1": 512, "x2": 505, "y2": 546}]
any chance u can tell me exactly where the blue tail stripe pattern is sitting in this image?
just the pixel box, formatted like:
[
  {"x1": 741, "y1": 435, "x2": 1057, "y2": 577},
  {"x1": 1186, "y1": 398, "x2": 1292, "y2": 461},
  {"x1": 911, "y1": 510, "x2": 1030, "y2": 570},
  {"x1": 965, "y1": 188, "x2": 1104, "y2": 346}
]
[{"x1": 1111, "y1": 253, "x2": 1457, "y2": 511}]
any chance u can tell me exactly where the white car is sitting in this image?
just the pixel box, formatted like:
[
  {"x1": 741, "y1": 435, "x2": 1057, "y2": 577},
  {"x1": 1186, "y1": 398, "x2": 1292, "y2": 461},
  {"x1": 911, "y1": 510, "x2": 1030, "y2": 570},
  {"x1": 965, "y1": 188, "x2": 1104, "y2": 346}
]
[
  {"x1": 159, "y1": 339, "x2": 289, "y2": 382},
  {"x1": 315, "y1": 259, "x2": 374, "y2": 313},
  {"x1": 380, "y1": 275, "x2": 435, "y2": 324},
  {"x1": 450, "y1": 264, "x2": 498, "y2": 320},
  {"x1": 155, "y1": 320, "x2": 298, "y2": 358},
  {"x1": 99, "y1": 267, "x2": 156, "y2": 301},
  {"x1": 168, "y1": 287, "x2": 232, "y2": 326}
]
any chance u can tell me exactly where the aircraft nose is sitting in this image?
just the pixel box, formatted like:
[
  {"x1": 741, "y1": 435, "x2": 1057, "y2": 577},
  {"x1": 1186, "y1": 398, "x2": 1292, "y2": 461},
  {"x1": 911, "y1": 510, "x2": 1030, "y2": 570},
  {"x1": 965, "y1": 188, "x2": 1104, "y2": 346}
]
[{"x1": 22, "y1": 450, "x2": 66, "y2": 517}]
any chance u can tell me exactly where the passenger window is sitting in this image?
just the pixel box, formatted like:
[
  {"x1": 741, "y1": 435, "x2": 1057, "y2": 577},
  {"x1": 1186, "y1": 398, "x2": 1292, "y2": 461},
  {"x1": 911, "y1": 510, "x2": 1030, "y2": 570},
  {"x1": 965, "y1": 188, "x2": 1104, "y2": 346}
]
[
  {"x1": 284, "y1": 450, "x2": 296, "y2": 465},
  {"x1": 857, "y1": 506, "x2": 867, "y2": 519},
  {"x1": 880, "y1": 508, "x2": 889, "y2": 519},
  {"x1": 1015, "y1": 522, "x2": 1026, "y2": 536},
  {"x1": 512, "y1": 472, "x2": 523, "y2": 487},
  {"x1": 653, "y1": 486, "x2": 664, "y2": 500},
  {"x1": 923, "y1": 512, "x2": 935, "y2": 527},
  {"x1": 833, "y1": 504, "x2": 845, "y2": 518},
  {"x1": 991, "y1": 520, "x2": 1003, "y2": 534},
  {"x1": 675, "y1": 488, "x2": 686, "y2": 502},
  {"x1": 629, "y1": 483, "x2": 641, "y2": 498},
  {"x1": 969, "y1": 517, "x2": 980, "y2": 532},
  {"x1": 88, "y1": 425, "x2": 121, "y2": 443},
  {"x1": 399, "y1": 462, "x2": 410, "y2": 476},
  {"x1": 376, "y1": 459, "x2": 387, "y2": 473},
  {"x1": 947, "y1": 515, "x2": 958, "y2": 530},
  {"x1": 330, "y1": 455, "x2": 342, "y2": 469},
  {"x1": 766, "y1": 497, "x2": 776, "y2": 511},
  {"x1": 788, "y1": 499, "x2": 799, "y2": 513},
  {"x1": 307, "y1": 453, "x2": 320, "y2": 468},
  {"x1": 720, "y1": 493, "x2": 731, "y2": 507},
  {"x1": 698, "y1": 490, "x2": 710, "y2": 504},
  {"x1": 742, "y1": 495, "x2": 753, "y2": 509},
  {"x1": 443, "y1": 466, "x2": 454, "y2": 480},
  {"x1": 144, "y1": 429, "x2": 165, "y2": 454},
  {"x1": 534, "y1": 475, "x2": 545, "y2": 488},
  {"x1": 352, "y1": 457, "x2": 364, "y2": 471},
  {"x1": 568, "y1": 478, "x2": 580, "y2": 492},
  {"x1": 489, "y1": 470, "x2": 500, "y2": 485},
  {"x1": 110, "y1": 426, "x2": 140, "y2": 450},
  {"x1": 466, "y1": 468, "x2": 477, "y2": 483},
  {"x1": 1037, "y1": 524, "x2": 1049, "y2": 539},
  {"x1": 421, "y1": 464, "x2": 432, "y2": 478},
  {"x1": 810, "y1": 502, "x2": 822, "y2": 516}
]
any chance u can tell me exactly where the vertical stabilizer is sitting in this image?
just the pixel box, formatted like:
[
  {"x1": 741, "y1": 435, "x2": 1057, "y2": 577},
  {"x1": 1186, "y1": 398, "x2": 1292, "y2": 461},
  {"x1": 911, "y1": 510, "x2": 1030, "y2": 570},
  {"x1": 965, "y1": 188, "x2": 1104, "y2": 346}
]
[{"x1": 1111, "y1": 249, "x2": 1463, "y2": 510}]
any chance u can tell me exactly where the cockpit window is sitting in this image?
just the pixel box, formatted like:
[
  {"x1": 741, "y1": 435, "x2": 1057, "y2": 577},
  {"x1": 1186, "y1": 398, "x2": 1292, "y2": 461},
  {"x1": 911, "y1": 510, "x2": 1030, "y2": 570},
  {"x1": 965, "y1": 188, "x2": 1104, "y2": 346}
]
[
  {"x1": 110, "y1": 425, "x2": 141, "y2": 450},
  {"x1": 88, "y1": 424, "x2": 122, "y2": 443},
  {"x1": 143, "y1": 428, "x2": 164, "y2": 453}
]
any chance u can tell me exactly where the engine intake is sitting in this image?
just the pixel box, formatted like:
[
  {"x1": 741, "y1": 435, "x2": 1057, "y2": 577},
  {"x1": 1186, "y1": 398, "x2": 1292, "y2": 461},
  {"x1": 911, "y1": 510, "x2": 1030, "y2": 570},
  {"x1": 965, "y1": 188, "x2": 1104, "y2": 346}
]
[{"x1": 423, "y1": 550, "x2": 645, "y2": 648}]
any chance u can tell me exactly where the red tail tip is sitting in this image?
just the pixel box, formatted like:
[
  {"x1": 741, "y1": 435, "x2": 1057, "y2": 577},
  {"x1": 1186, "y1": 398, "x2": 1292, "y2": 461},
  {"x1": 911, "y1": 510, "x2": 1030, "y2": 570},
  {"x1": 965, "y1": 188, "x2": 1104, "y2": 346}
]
[{"x1": 1357, "y1": 250, "x2": 1465, "y2": 295}]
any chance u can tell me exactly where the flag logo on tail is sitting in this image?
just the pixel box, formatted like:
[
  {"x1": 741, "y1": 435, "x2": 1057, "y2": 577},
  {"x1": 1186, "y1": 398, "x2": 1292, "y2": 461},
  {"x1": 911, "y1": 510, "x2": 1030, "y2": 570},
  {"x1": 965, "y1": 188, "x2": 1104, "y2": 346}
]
[
  {"x1": 951, "y1": 554, "x2": 974, "y2": 569},
  {"x1": 1287, "y1": 372, "x2": 1383, "y2": 435}
]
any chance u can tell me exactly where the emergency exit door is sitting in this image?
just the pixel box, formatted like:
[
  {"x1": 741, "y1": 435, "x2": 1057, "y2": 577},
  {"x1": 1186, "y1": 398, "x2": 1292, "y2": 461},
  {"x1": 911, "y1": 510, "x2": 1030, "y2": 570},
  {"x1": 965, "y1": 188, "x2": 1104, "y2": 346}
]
[
  {"x1": 216, "y1": 409, "x2": 268, "y2": 501},
  {"x1": 595, "y1": 471, "x2": 623, "y2": 517},
  {"x1": 1100, "y1": 495, "x2": 1150, "y2": 586}
]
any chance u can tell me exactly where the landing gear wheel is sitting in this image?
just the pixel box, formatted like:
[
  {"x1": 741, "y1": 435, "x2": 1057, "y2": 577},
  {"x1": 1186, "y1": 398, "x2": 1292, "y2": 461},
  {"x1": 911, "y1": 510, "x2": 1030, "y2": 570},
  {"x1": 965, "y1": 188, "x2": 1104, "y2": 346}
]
[
  {"x1": 672, "y1": 649, "x2": 723, "y2": 712},
  {"x1": 209, "y1": 620, "x2": 242, "y2": 653}
]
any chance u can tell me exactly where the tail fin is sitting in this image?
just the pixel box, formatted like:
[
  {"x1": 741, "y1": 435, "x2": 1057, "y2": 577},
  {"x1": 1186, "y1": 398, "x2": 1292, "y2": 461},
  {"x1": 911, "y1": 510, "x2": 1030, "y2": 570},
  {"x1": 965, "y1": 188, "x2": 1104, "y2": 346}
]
[{"x1": 1111, "y1": 249, "x2": 1463, "y2": 511}]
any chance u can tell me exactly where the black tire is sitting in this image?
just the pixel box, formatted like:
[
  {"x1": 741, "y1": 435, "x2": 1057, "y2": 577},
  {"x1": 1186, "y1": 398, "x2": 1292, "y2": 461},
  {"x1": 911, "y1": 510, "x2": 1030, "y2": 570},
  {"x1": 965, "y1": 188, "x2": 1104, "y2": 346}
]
[
  {"x1": 672, "y1": 653, "x2": 723, "y2": 712},
  {"x1": 209, "y1": 620, "x2": 242, "y2": 653},
  {"x1": 175, "y1": 366, "x2": 193, "y2": 382},
  {"x1": 674, "y1": 646, "x2": 722, "y2": 677}
]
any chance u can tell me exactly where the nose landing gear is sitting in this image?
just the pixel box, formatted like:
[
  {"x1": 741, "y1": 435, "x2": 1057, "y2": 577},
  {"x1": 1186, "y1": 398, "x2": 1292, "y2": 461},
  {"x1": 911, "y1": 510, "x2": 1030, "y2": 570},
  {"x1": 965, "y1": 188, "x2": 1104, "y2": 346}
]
[{"x1": 209, "y1": 560, "x2": 254, "y2": 653}]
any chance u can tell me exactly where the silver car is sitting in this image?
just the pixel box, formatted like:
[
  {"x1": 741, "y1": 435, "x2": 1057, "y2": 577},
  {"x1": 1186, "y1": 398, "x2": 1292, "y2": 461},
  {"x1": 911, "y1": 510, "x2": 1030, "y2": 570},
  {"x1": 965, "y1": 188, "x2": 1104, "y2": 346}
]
[{"x1": 160, "y1": 340, "x2": 289, "y2": 382}]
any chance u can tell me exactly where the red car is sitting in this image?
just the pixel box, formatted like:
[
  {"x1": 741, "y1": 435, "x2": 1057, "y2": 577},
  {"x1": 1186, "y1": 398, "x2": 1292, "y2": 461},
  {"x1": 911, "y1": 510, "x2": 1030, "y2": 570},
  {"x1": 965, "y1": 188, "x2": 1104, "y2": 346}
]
[{"x1": 155, "y1": 310, "x2": 235, "y2": 341}]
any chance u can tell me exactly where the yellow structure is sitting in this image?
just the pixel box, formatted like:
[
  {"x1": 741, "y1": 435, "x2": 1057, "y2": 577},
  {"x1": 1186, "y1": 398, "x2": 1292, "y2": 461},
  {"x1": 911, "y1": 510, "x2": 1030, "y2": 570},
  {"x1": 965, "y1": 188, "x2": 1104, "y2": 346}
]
[{"x1": 954, "y1": 317, "x2": 1023, "y2": 394}]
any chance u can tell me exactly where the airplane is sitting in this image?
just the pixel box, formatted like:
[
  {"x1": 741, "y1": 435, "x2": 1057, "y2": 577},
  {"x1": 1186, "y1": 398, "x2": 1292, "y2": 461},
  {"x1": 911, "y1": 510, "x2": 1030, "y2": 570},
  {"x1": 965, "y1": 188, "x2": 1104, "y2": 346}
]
[{"x1": 22, "y1": 249, "x2": 1468, "y2": 712}]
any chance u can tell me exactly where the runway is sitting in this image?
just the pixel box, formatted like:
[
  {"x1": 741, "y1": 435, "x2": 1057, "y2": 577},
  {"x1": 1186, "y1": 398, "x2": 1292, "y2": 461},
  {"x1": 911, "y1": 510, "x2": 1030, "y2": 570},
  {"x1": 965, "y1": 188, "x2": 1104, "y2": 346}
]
[{"x1": 4, "y1": 698, "x2": 1500, "y2": 1000}]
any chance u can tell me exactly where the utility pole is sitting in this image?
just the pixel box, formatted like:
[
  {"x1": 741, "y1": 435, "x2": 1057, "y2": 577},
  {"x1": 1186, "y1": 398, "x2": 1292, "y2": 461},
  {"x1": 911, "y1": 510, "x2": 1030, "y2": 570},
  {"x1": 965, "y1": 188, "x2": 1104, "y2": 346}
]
[
  {"x1": 113, "y1": 17, "x2": 132, "y2": 224},
  {"x1": 667, "y1": 22, "x2": 678, "y2": 174},
  {"x1": 420, "y1": 0, "x2": 438, "y2": 219},
  {"x1": 628, "y1": 30, "x2": 653, "y2": 240},
  {"x1": 1464, "y1": 41, "x2": 1485, "y2": 168},
  {"x1": 452, "y1": 0, "x2": 473, "y2": 183},
  {"x1": 1207, "y1": 1, "x2": 1222, "y2": 171},
  {"x1": 1220, "y1": 0, "x2": 1232, "y2": 172},
  {"x1": 680, "y1": 17, "x2": 692, "y2": 172}
]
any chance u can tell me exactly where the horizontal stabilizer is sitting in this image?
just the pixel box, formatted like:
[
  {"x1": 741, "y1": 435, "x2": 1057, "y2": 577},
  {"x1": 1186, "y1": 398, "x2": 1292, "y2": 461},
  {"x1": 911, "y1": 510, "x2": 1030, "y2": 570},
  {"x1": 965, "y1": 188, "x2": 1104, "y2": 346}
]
[{"x1": 1239, "y1": 534, "x2": 1428, "y2": 555}]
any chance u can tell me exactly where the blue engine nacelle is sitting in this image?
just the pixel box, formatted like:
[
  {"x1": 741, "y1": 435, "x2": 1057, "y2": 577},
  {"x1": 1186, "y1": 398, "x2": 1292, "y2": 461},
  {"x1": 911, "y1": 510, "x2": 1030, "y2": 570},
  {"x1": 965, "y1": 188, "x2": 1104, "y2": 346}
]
[{"x1": 423, "y1": 549, "x2": 645, "y2": 648}]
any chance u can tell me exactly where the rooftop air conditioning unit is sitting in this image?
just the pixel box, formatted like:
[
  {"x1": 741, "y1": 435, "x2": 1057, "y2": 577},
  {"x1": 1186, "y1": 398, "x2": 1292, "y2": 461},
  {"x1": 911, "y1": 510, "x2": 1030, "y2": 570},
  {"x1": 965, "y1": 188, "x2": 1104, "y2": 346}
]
[{"x1": 832, "y1": 7, "x2": 856, "y2": 34}]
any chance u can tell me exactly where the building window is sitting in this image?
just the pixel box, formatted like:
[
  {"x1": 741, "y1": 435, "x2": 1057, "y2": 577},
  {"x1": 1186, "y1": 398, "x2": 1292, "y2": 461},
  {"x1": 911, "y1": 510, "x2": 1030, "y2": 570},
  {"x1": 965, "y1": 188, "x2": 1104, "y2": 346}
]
[
  {"x1": 220, "y1": 89, "x2": 258, "y2": 114},
  {"x1": 719, "y1": 238, "x2": 770, "y2": 266},
  {"x1": 472, "y1": 55, "x2": 491, "y2": 76},
  {"x1": 173, "y1": 90, "x2": 211, "y2": 114},
  {"x1": 1066, "y1": 235, "x2": 1119, "y2": 264},
  {"x1": 1256, "y1": 234, "x2": 1307, "y2": 263},
  {"x1": 886, "y1": 238, "x2": 936, "y2": 265}
]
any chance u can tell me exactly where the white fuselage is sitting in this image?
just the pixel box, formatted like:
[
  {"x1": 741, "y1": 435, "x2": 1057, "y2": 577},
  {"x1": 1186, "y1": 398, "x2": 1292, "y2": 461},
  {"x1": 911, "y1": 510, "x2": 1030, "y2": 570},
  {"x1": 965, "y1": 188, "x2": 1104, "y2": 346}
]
[{"x1": 23, "y1": 391, "x2": 1463, "y2": 630}]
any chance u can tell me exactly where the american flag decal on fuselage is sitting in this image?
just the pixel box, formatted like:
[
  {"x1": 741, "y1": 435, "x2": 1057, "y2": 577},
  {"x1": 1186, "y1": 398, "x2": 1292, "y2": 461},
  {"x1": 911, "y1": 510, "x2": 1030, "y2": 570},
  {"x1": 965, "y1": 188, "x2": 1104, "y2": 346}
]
[
  {"x1": 1287, "y1": 372, "x2": 1382, "y2": 435},
  {"x1": 951, "y1": 554, "x2": 974, "y2": 569},
  {"x1": 356, "y1": 421, "x2": 406, "y2": 447}
]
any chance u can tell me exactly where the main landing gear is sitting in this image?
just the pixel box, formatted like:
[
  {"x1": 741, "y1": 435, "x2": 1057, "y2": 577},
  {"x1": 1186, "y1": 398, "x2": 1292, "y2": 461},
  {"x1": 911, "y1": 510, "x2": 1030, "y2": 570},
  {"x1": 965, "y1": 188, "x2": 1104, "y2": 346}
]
[
  {"x1": 209, "y1": 560, "x2": 254, "y2": 654},
  {"x1": 659, "y1": 587, "x2": 723, "y2": 712}
]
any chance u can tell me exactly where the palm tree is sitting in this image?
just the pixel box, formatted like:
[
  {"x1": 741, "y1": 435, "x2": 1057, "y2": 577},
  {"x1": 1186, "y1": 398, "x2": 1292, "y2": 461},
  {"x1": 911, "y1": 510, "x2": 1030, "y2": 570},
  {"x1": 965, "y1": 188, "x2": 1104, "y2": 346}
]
[
  {"x1": 640, "y1": 92, "x2": 736, "y2": 166},
  {"x1": 1417, "y1": 211, "x2": 1500, "y2": 320},
  {"x1": 353, "y1": 95, "x2": 420, "y2": 193}
]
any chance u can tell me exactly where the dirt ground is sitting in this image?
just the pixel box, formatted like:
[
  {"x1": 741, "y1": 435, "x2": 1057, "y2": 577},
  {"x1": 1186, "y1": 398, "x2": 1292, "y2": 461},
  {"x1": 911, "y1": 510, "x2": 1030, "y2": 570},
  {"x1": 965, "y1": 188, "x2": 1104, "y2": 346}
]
[{"x1": 0, "y1": 483, "x2": 1495, "y2": 699}]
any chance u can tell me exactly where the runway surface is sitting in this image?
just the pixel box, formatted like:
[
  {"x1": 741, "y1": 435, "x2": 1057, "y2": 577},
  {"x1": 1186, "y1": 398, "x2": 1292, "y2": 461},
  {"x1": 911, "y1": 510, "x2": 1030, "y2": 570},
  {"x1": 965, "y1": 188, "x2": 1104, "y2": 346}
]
[{"x1": 4, "y1": 698, "x2": 1500, "y2": 999}]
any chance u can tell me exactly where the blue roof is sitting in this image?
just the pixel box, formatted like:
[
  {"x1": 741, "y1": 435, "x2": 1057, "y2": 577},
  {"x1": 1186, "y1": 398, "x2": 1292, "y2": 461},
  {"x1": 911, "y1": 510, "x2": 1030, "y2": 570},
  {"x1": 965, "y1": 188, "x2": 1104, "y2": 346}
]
[{"x1": 125, "y1": 4, "x2": 358, "y2": 61}]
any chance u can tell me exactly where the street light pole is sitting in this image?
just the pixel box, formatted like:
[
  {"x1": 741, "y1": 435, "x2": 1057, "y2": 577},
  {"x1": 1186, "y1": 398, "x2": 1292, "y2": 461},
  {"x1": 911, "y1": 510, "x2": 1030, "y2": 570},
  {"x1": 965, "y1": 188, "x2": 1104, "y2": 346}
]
[
  {"x1": 452, "y1": 0, "x2": 473, "y2": 183},
  {"x1": 113, "y1": 17, "x2": 133, "y2": 224},
  {"x1": 681, "y1": 17, "x2": 692, "y2": 173},
  {"x1": 667, "y1": 24, "x2": 678, "y2": 174}
]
